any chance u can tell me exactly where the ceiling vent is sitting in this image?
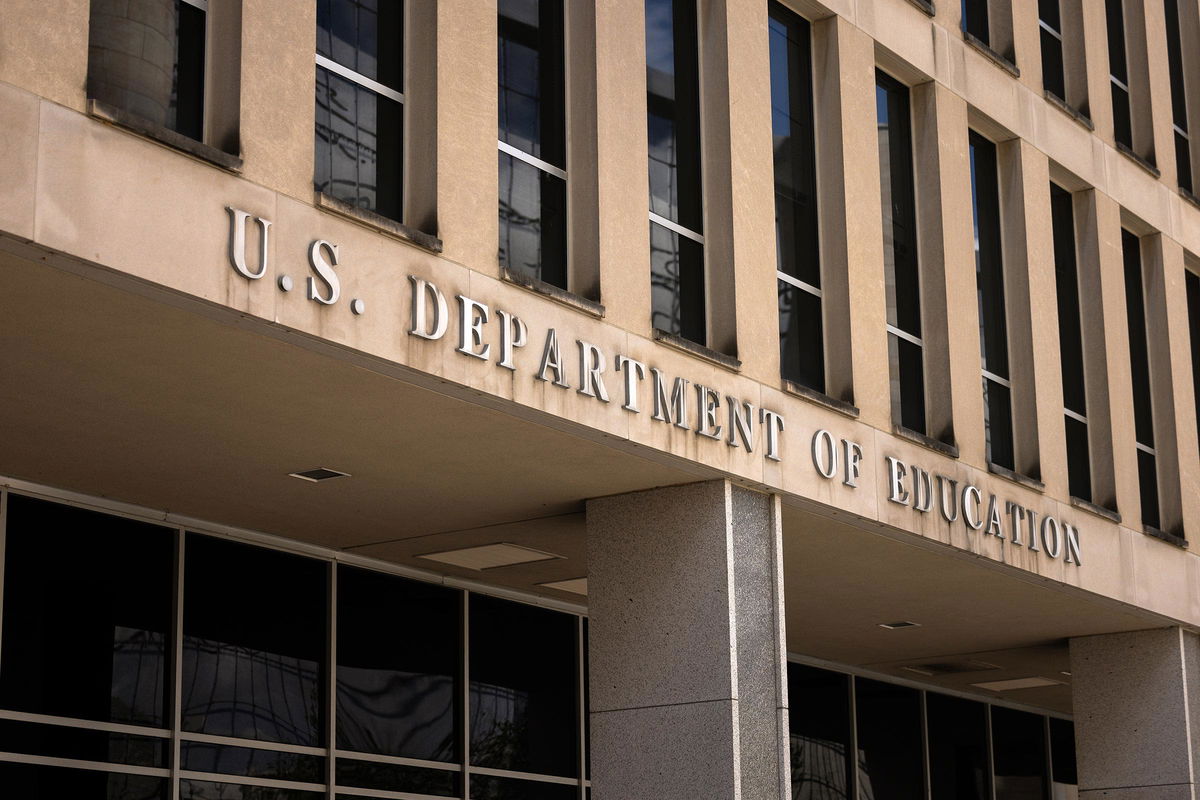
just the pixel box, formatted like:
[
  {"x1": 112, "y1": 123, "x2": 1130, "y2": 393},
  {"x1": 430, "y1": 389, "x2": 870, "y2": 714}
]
[
  {"x1": 900, "y1": 660, "x2": 1002, "y2": 677},
  {"x1": 538, "y1": 577, "x2": 588, "y2": 596},
  {"x1": 289, "y1": 467, "x2": 350, "y2": 482},
  {"x1": 971, "y1": 676, "x2": 1064, "y2": 692},
  {"x1": 878, "y1": 621, "x2": 921, "y2": 630},
  {"x1": 417, "y1": 543, "x2": 562, "y2": 571}
]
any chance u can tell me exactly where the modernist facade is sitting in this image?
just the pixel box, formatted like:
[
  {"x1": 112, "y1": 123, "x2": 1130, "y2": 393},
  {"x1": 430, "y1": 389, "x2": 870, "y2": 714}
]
[{"x1": 0, "y1": 0, "x2": 1199, "y2": 798}]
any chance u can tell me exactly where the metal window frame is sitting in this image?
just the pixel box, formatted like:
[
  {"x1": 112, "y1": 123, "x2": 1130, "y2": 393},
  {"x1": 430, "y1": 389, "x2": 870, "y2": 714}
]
[
  {"x1": 316, "y1": 53, "x2": 406, "y2": 104},
  {"x1": 982, "y1": 368, "x2": 1012, "y2": 389},
  {"x1": 777, "y1": 271, "x2": 822, "y2": 299},
  {"x1": 1063, "y1": 407, "x2": 1089, "y2": 425},
  {"x1": 498, "y1": 139, "x2": 568, "y2": 181},
  {"x1": 887, "y1": 324, "x2": 924, "y2": 349},
  {"x1": 0, "y1": 478, "x2": 590, "y2": 797},
  {"x1": 649, "y1": 211, "x2": 705, "y2": 245}
]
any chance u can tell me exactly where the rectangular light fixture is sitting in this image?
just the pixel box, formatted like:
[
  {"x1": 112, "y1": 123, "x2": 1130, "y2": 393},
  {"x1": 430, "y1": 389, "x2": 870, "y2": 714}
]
[
  {"x1": 417, "y1": 542, "x2": 562, "y2": 571},
  {"x1": 538, "y1": 577, "x2": 588, "y2": 596},
  {"x1": 878, "y1": 621, "x2": 921, "y2": 630},
  {"x1": 970, "y1": 676, "x2": 1064, "y2": 692},
  {"x1": 289, "y1": 467, "x2": 350, "y2": 482}
]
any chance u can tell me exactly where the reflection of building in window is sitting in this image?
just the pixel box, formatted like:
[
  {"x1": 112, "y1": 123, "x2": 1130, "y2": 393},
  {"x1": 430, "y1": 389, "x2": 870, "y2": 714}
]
[
  {"x1": 790, "y1": 733, "x2": 850, "y2": 800},
  {"x1": 470, "y1": 681, "x2": 530, "y2": 767},
  {"x1": 111, "y1": 626, "x2": 167, "y2": 725},
  {"x1": 336, "y1": 667, "x2": 456, "y2": 760},
  {"x1": 314, "y1": 0, "x2": 404, "y2": 221},
  {"x1": 182, "y1": 638, "x2": 322, "y2": 746},
  {"x1": 87, "y1": 0, "x2": 206, "y2": 140}
]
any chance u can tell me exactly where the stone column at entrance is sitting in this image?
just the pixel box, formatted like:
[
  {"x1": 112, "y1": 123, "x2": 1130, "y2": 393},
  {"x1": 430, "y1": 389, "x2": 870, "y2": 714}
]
[
  {"x1": 586, "y1": 480, "x2": 790, "y2": 800},
  {"x1": 1070, "y1": 627, "x2": 1200, "y2": 798}
]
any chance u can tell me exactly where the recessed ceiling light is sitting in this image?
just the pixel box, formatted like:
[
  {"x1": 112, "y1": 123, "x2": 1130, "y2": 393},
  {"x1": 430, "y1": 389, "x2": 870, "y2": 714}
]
[
  {"x1": 901, "y1": 660, "x2": 1000, "y2": 677},
  {"x1": 971, "y1": 676, "x2": 1064, "y2": 692},
  {"x1": 878, "y1": 621, "x2": 921, "y2": 630},
  {"x1": 289, "y1": 467, "x2": 350, "y2": 482},
  {"x1": 1060, "y1": 671, "x2": 1072, "y2": 677},
  {"x1": 417, "y1": 542, "x2": 562, "y2": 571},
  {"x1": 538, "y1": 577, "x2": 588, "y2": 596}
]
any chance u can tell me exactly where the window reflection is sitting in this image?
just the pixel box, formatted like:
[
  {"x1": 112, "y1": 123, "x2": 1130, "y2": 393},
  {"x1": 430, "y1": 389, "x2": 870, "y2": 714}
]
[
  {"x1": 0, "y1": 496, "x2": 172, "y2": 727},
  {"x1": 181, "y1": 535, "x2": 326, "y2": 746},
  {"x1": 469, "y1": 594, "x2": 578, "y2": 778},
  {"x1": 928, "y1": 693, "x2": 989, "y2": 800},
  {"x1": 336, "y1": 565, "x2": 459, "y2": 762},
  {"x1": 992, "y1": 706, "x2": 1050, "y2": 800},
  {"x1": 856, "y1": 678, "x2": 923, "y2": 800},
  {"x1": 788, "y1": 664, "x2": 852, "y2": 800}
]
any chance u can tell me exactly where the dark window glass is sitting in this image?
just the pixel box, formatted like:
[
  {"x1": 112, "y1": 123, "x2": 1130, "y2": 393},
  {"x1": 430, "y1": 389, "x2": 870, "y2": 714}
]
[
  {"x1": 770, "y1": 5, "x2": 820, "y2": 289},
  {"x1": 0, "y1": 718, "x2": 165, "y2": 767},
  {"x1": 0, "y1": 495, "x2": 173, "y2": 727},
  {"x1": 962, "y1": 0, "x2": 991, "y2": 42},
  {"x1": 316, "y1": 0, "x2": 404, "y2": 89},
  {"x1": 0, "y1": 761, "x2": 167, "y2": 800},
  {"x1": 646, "y1": 0, "x2": 702, "y2": 232},
  {"x1": 1039, "y1": 0, "x2": 1061, "y2": 31},
  {"x1": 651, "y1": 222, "x2": 706, "y2": 344},
  {"x1": 1187, "y1": 270, "x2": 1200, "y2": 452},
  {"x1": 878, "y1": 72, "x2": 925, "y2": 434},
  {"x1": 499, "y1": 0, "x2": 565, "y2": 166},
  {"x1": 180, "y1": 779, "x2": 323, "y2": 800},
  {"x1": 1137, "y1": 447, "x2": 1161, "y2": 530},
  {"x1": 1040, "y1": 28, "x2": 1065, "y2": 101},
  {"x1": 647, "y1": 0, "x2": 704, "y2": 341},
  {"x1": 498, "y1": 0, "x2": 567, "y2": 289},
  {"x1": 1166, "y1": 0, "x2": 1188, "y2": 126},
  {"x1": 1050, "y1": 184, "x2": 1091, "y2": 501},
  {"x1": 970, "y1": 133, "x2": 1015, "y2": 469},
  {"x1": 1049, "y1": 717, "x2": 1078, "y2": 787},
  {"x1": 1065, "y1": 415, "x2": 1092, "y2": 501},
  {"x1": 891, "y1": 335, "x2": 927, "y2": 435},
  {"x1": 992, "y1": 706, "x2": 1049, "y2": 800},
  {"x1": 499, "y1": 152, "x2": 568, "y2": 288},
  {"x1": 469, "y1": 774, "x2": 578, "y2": 800},
  {"x1": 779, "y1": 281, "x2": 825, "y2": 393},
  {"x1": 336, "y1": 758, "x2": 460, "y2": 797},
  {"x1": 787, "y1": 664, "x2": 852, "y2": 800},
  {"x1": 180, "y1": 743, "x2": 324, "y2": 783},
  {"x1": 984, "y1": 376, "x2": 1016, "y2": 471},
  {"x1": 314, "y1": 1, "x2": 403, "y2": 222},
  {"x1": 1176, "y1": 131, "x2": 1194, "y2": 195},
  {"x1": 171, "y1": 1, "x2": 206, "y2": 141},
  {"x1": 336, "y1": 566, "x2": 459, "y2": 762},
  {"x1": 1105, "y1": 0, "x2": 1128, "y2": 82},
  {"x1": 87, "y1": 0, "x2": 205, "y2": 140},
  {"x1": 314, "y1": 67, "x2": 404, "y2": 221},
  {"x1": 1106, "y1": 0, "x2": 1133, "y2": 149},
  {"x1": 181, "y1": 535, "x2": 326, "y2": 746},
  {"x1": 469, "y1": 595, "x2": 578, "y2": 778},
  {"x1": 855, "y1": 678, "x2": 923, "y2": 800},
  {"x1": 1122, "y1": 231, "x2": 1155, "y2": 448},
  {"x1": 927, "y1": 693, "x2": 989, "y2": 800},
  {"x1": 1051, "y1": 186, "x2": 1086, "y2": 415},
  {"x1": 771, "y1": 3, "x2": 823, "y2": 389}
]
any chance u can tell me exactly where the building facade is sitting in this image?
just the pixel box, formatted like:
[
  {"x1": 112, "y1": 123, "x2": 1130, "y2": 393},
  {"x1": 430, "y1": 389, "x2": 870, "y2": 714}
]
[{"x1": 0, "y1": 0, "x2": 1199, "y2": 798}]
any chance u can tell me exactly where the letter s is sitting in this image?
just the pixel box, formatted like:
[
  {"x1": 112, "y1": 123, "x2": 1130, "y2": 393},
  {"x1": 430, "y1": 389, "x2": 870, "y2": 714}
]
[{"x1": 307, "y1": 240, "x2": 340, "y2": 305}]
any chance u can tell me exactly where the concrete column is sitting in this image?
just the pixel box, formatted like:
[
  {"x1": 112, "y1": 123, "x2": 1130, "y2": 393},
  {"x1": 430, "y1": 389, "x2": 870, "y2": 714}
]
[
  {"x1": 1070, "y1": 628, "x2": 1200, "y2": 798},
  {"x1": 587, "y1": 480, "x2": 789, "y2": 800},
  {"x1": 812, "y1": 15, "x2": 889, "y2": 419}
]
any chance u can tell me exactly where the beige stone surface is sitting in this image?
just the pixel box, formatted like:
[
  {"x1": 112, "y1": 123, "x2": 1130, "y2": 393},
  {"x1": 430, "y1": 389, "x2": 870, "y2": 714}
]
[{"x1": 0, "y1": 0, "x2": 88, "y2": 112}]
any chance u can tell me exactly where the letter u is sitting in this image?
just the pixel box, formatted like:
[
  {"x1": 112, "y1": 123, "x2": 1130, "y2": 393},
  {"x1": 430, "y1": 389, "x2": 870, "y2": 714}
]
[{"x1": 227, "y1": 207, "x2": 271, "y2": 280}]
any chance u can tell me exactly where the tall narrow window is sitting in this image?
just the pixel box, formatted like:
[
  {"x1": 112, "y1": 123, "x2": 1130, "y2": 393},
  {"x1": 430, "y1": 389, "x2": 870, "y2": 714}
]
[
  {"x1": 87, "y1": 0, "x2": 207, "y2": 140},
  {"x1": 646, "y1": 0, "x2": 705, "y2": 344},
  {"x1": 970, "y1": 132, "x2": 1015, "y2": 470},
  {"x1": 1105, "y1": 0, "x2": 1133, "y2": 150},
  {"x1": 770, "y1": 3, "x2": 823, "y2": 392},
  {"x1": 315, "y1": 0, "x2": 405, "y2": 222},
  {"x1": 1051, "y1": 184, "x2": 1091, "y2": 501},
  {"x1": 1039, "y1": 0, "x2": 1066, "y2": 101},
  {"x1": 962, "y1": 0, "x2": 991, "y2": 43},
  {"x1": 498, "y1": 0, "x2": 567, "y2": 289},
  {"x1": 1165, "y1": 0, "x2": 1193, "y2": 194},
  {"x1": 877, "y1": 72, "x2": 925, "y2": 435},
  {"x1": 1122, "y1": 230, "x2": 1160, "y2": 530},
  {"x1": 1188, "y1": 268, "x2": 1200, "y2": 455}
]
